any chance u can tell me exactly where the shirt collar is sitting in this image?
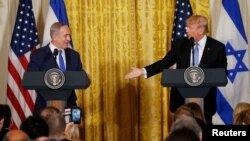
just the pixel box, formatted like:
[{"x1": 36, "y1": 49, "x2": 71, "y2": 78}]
[
  {"x1": 196, "y1": 35, "x2": 207, "y2": 48},
  {"x1": 49, "y1": 43, "x2": 65, "y2": 53}
]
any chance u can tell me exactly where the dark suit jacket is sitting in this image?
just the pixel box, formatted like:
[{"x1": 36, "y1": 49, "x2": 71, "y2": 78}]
[
  {"x1": 27, "y1": 44, "x2": 84, "y2": 116},
  {"x1": 144, "y1": 37, "x2": 227, "y2": 123}
]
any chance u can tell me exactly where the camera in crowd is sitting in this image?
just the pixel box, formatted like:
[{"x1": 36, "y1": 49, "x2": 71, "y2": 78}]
[{"x1": 64, "y1": 106, "x2": 82, "y2": 124}]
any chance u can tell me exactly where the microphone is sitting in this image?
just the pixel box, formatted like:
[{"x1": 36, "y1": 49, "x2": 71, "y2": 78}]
[
  {"x1": 189, "y1": 37, "x2": 195, "y2": 66},
  {"x1": 53, "y1": 48, "x2": 58, "y2": 60},
  {"x1": 189, "y1": 37, "x2": 195, "y2": 47}
]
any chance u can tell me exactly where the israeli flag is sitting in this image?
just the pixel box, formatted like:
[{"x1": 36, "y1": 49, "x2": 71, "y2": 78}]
[
  {"x1": 42, "y1": 0, "x2": 70, "y2": 46},
  {"x1": 213, "y1": 0, "x2": 250, "y2": 124}
]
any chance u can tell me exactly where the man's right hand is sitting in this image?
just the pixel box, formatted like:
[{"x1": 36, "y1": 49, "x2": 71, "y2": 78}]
[{"x1": 125, "y1": 67, "x2": 144, "y2": 79}]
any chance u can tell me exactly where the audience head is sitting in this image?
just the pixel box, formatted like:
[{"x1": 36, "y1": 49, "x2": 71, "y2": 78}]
[
  {"x1": 0, "y1": 104, "x2": 12, "y2": 131},
  {"x1": 170, "y1": 115, "x2": 202, "y2": 141},
  {"x1": 20, "y1": 116, "x2": 49, "y2": 140},
  {"x1": 233, "y1": 102, "x2": 250, "y2": 123},
  {"x1": 174, "y1": 103, "x2": 207, "y2": 141},
  {"x1": 3, "y1": 129, "x2": 30, "y2": 141},
  {"x1": 45, "y1": 112, "x2": 66, "y2": 139},
  {"x1": 174, "y1": 105, "x2": 194, "y2": 121},
  {"x1": 40, "y1": 106, "x2": 61, "y2": 120},
  {"x1": 183, "y1": 102, "x2": 206, "y2": 123},
  {"x1": 166, "y1": 128, "x2": 200, "y2": 141},
  {"x1": 234, "y1": 109, "x2": 250, "y2": 125}
]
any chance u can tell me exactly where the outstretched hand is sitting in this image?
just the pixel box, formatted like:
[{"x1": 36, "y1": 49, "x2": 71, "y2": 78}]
[{"x1": 125, "y1": 67, "x2": 144, "y2": 79}]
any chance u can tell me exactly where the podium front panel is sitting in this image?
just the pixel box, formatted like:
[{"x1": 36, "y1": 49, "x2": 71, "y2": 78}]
[{"x1": 161, "y1": 68, "x2": 227, "y2": 87}]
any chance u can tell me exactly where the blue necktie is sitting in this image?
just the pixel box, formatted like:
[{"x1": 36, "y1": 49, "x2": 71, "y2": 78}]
[
  {"x1": 194, "y1": 43, "x2": 199, "y2": 66},
  {"x1": 59, "y1": 50, "x2": 66, "y2": 71}
]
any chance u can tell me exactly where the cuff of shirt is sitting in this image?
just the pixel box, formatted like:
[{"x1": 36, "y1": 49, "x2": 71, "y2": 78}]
[{"x1": 142, "y1": 68, "x2": 147, "y2": 78}]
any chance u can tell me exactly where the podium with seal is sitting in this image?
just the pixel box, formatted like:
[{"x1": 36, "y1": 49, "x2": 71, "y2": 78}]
[
  {"x1": 161, "y1": 67, "x2": 227, "y2": 98},
  {"x1": 22, "y1": 68, "x2": 91, "y2": 111}
]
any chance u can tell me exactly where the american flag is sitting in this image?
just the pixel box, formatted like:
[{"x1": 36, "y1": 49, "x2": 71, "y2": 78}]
[
  {"x1": 7, "y1": 0, "x2": 39, "y2": 128},
  {"x1": 171, "y1": 0, "x2": 193, "y2": 42}
]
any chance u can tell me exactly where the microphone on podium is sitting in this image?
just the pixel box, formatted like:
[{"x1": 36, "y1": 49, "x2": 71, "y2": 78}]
[
  {"x1": 53, "y1": 48, "x2": 59, "y2": 60},
  {"x1": 189, "y1": 37, "x2": 195, "y2": 47}
]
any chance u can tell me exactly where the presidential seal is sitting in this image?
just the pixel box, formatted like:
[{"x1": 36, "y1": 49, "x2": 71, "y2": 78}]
[
  {"x1": 44, "y1": 68, "x2": 65, "y2": 89},
  {"x1": 184, "y1": 66, "x2": 205, "y2": 86}
]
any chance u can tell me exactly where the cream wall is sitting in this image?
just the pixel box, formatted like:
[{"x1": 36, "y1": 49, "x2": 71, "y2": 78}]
[{"x1": 0, "y1": 0, "x2": 17, "y2": 104}]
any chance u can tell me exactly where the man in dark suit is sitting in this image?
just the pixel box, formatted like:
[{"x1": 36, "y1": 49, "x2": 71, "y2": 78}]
[
  {"x1": 125, "y1": 15, "x2": 227, "y2": 125},
  {"x1": 28, "y1": 22, "x2": 90, "y2": 116}
]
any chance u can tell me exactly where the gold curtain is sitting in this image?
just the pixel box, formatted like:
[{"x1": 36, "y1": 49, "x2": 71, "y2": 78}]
[{"x1": 64, "y1": 0, "x2": 209, "y2": 141}]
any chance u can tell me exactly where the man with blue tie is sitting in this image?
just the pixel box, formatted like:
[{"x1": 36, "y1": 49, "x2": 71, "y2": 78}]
[
  {"x1": 125, "y1": 15, "x2": 227, "y2": 125},
  {"x1": 28, "y1": 22, "x2": 90, "y2": 116}
]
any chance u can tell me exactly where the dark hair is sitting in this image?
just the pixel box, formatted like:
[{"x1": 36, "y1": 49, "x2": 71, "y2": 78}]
[
  {"x1": 39, "y1": 106, "x2": 61, "y2": 119},
  {"x1": 166, "y1": 128, "x2": 200, "y2": 141},
  {"x1": 20, "y1": 116, "x2": 49, "y2": 139},
  {"x1": 46, "y1": 113, "x2": 66, "y2": 136},
  {"x1": 50, "y1": 22, "x2": 68, "y2": 38},
  {"x1": 0, "y1": 104, "x2": 12, "y2": 128}
]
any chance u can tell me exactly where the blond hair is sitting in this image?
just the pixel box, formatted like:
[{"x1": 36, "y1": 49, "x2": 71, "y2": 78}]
[
  {"x1": 234, "y1": 109, "x2": 250, "y2": 125},
  {"x1": 233, "y1": 102, "x2": 250, "y2": 123},
  {"x1": 186, "y1": 15, "x2": 208, "y2": 34},
  {"x1": 50, "y1": 22, "x2": 68, "y2": 38}
]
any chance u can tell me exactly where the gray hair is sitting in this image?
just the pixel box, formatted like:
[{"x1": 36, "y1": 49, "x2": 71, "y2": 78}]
[
  {"x1": 170, "y1": 115, "x2": 201, "y2": 137},
  {"x1": 50, "y1": 22, "x2": 68, "y2": 38}
]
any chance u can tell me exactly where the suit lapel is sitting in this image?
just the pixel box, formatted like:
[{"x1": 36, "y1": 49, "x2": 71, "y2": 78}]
[
  {"x1": 44, "y1": 45, "x2": 59, "y2": 69},
  {"x1": 184, "y1": 45, "x2": 192, "y2": 67},
  {"x1": 187, "y1": 46, "x2": 192, "y2": 67},
  {"x1": 65, "y1": 48, "x2": 70, "y2": 71},
  {"x1": 199, "y1": 38, "x2": 211, "y2": 68}
]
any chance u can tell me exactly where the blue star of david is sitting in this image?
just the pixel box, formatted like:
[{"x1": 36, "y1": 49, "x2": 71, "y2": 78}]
[{"x1": 226, "y1": 42, "x2": 249, "y2": 83}]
